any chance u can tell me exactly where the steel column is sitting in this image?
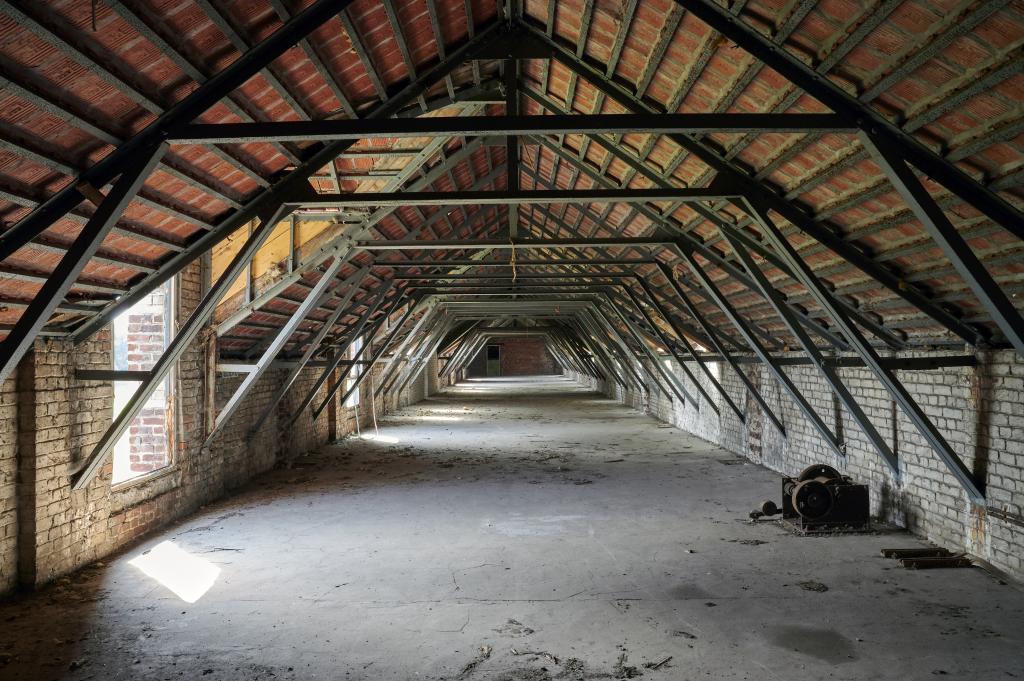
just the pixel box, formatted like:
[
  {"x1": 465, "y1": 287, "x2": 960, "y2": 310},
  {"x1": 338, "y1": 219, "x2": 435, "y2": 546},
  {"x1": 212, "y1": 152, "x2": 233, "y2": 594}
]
[
  {"x1": 376, "y1": 301, "x2": 441, "y2": 393},
  {"x1": 328, "y1": 302, "x2": 422, "y2": 415},
  {"x1": 289, "y1": 283, "x2": 398, "y2": 424},
  {"x1": 680, "y1": 247, "x2": 848, "y2": 458},
  {"x1": 609, "y1": 289, "x2": 698, "y2": 408},
  {"x1": 390, "y1": 315, "x2": 455, "y2": 398},
  {"x1": 656, "y1": 262, "x2": 787, "y2": 435},
  {"x1": 627, "y1": 280, "x2": 721, "y2": 415}
]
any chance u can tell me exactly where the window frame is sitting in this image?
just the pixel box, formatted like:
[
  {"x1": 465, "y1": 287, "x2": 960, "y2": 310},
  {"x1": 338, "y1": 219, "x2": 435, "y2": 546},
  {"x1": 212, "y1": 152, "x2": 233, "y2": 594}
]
[{"x1": 108, "y1": 276, "x2": 178, "y2": 488}]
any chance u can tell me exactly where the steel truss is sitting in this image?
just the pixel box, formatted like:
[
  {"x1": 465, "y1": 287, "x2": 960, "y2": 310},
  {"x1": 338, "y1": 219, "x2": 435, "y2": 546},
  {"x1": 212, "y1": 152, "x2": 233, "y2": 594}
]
[{"x1": 0, "y1": 1, "x2": 1011, "y2": 509}]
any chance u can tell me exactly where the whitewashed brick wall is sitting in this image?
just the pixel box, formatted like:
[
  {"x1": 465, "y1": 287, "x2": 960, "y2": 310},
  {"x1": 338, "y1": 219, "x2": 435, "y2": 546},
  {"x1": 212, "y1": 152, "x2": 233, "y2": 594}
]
[{"x1": 577, "y1": 350, "x2": 1024, "y2": 580}]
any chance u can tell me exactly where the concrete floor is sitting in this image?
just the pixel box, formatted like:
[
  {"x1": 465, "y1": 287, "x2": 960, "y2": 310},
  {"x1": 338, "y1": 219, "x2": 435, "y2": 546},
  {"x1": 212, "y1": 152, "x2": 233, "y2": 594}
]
[{"x1": 1, "y1": 376, "x2": 1023, "y2": 681}]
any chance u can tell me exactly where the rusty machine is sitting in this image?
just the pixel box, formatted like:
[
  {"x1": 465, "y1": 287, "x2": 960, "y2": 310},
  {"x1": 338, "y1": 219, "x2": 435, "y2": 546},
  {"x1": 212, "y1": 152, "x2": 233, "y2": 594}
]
[{"x1": 750, "y1": 464, "x2": 870, "y2": 534}]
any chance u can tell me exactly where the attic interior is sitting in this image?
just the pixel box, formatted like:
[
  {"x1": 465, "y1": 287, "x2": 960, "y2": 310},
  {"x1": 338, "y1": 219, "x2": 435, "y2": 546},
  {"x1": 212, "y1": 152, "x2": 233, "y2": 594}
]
[{"x1": 0, "y1": 0, "x2": 1022, "y2": 678}]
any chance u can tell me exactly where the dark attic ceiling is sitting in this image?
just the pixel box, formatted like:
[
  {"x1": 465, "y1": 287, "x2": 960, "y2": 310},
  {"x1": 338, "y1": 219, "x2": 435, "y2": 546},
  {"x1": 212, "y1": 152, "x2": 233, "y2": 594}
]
[{"x1": 0, "y1": 0, "x2": 1021, "y2": 387}]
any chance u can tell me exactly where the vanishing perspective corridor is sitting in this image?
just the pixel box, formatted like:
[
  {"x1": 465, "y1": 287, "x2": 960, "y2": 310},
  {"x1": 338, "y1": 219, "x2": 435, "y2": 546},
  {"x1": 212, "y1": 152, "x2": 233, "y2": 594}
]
[{"x1": 0, "y1": 376, "x2": 1022, "y2": 680}]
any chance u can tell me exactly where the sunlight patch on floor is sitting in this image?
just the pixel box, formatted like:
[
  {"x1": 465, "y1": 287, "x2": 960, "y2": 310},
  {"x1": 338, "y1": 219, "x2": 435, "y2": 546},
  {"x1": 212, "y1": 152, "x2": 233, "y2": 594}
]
[{"x1": 128, "y1": 541, "x2": 220, "y2": 603}]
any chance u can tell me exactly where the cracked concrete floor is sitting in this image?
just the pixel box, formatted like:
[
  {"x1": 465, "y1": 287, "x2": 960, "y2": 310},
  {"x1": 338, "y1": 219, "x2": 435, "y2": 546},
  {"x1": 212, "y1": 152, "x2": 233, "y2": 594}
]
[{"x1": 2, "y1": 376, "x2": 1023, "y2": 680}]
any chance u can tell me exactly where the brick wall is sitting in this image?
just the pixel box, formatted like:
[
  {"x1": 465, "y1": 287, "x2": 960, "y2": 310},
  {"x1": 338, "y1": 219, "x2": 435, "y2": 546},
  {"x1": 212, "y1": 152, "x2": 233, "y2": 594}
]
[
  {"x1": 467, "y1": 337, "x2": 560, "y2": 376},
  {"x1": 115, "y1": 286, "x2": 171, "y2": 479},
  {"x1": 0, "y1": 264, "x2": 434, "y2": 597},
  {"x1": 586, "y1": 351, "x2": 1024, "y2": 580},
  {"x1": 0, "y1": 370, "x2": 16, "y2": 594}
]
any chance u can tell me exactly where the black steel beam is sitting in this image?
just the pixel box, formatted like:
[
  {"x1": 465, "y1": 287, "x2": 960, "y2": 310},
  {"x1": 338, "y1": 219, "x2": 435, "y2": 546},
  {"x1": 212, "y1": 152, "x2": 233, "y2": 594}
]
[
  {"x1": 673, "y1": 0, "x2": 1024, "y2": 239},
  {"x1": 656, "y1": 261, "x2": 787, "y2": 434},
  {"x1": 723, "y1": 229, "x2": 899, "y2": 476},
  {"x1": 0, "y1": 0, "x2": 362, "y2": 264},
  {"x1": 358, "y1": 236, "x2": 672, "y2": 250},
  {"x1": 0, "y1": 144, "x2": 166, "y2": 386},
  {"x1": 170, "y1": 113, "x2": 850, "y2": 143},
  {"x1": 862, "y1": 133, "x2": 1024, "y2": 357},
  {"x1": 687, "y1": 355, "x2": 979, "y2": 370},
  {"x1": 522, "y1": 23, "x2": 987, "y2": 345},
  {"x1": 742, "y1": 198, "x2": 985, "y2": 503},
  {"x1": 293, "y1": 187, "x2": 739, "y2": 208},
  {"x1": 69, "y1": 20, "x2": 506, "y2": 343},
  {"x1": 71, "y1": 203, "x2": 295, "y2": 490},
  {"x1": 74, "y1": 369, "x2": 153, "y2": 382}
]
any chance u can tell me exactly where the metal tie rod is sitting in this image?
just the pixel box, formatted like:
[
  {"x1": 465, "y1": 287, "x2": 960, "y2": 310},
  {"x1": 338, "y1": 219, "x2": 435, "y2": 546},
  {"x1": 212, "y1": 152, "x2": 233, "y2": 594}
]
[{"x1": 169, "y1": 113, "x2": 853, "y2": 143}]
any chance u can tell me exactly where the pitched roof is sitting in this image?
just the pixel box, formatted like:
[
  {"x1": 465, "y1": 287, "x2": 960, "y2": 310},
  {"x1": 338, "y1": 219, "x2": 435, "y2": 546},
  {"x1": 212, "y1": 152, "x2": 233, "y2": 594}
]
[{"x1": 0, "y1": 0, "x2": 1021, "y2": 362}]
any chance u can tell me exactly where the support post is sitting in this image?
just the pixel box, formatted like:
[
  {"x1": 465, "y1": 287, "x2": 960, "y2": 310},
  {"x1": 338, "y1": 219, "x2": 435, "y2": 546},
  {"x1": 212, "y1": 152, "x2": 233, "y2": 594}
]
[
  {"x1": 656, "y1": 262, "x2": 786, "y2": 435},
  {"x1": 627, "y1": 280, "x2": 721, "y2": 416},
  {"x1": 375, "y1": 300, "x2": 439, "y2": 393},
  {"x1": 388, "y1": 314, "x2": 454, "y2": 397},
  {"x1": 608, "y1": 289, "x2": 698, "y2": 409},
  {"x1": 679, "y1": 247, "x2": 847, "y2": 458},
  {"x1": 288, "y1": 282, "x2": 397, "y2": 424},
  {"x1": 338, "y1": 303, "x2": 426, "y2": 410}
]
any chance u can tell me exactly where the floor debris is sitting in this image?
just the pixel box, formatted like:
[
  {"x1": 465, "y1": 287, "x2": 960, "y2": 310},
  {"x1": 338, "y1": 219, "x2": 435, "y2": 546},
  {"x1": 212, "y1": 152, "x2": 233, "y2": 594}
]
[
  {"x1": 798, "y1": 581, "x2": 830, "y2": 592},
  {"x1": 0, "y1": 378, "x2": 1022, "y2": 680},
  {"x1": 495, "y1": 619, "x2": 535, "y2": 636},
  {"x1": 457, "y1": 645, "x2": 492, "y2": 678},
  {"x1": 511, "y1": 648, "x2": 559, "y2": 664},
  {"x1": 614, "y1": 652, "x2": 642, "y2": 678},
  {"x1": 644, "y1": 655, "x2": 672, "y2": 670}
]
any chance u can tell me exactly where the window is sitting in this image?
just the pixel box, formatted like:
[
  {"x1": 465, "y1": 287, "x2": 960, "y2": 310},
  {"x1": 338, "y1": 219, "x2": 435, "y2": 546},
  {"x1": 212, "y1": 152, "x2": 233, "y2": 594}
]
[
  {"x1": 111, "y1": 280, "x2": 174, "y2": 484},
  {"x1": 345, "y1": 335, "x2": 363, "y2": 408}
]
